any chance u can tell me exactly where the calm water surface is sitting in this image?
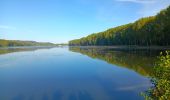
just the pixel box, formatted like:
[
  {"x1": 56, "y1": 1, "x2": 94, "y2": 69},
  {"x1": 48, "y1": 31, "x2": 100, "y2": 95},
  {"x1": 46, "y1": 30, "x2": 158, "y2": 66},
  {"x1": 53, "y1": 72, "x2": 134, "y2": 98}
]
[{"x1": 0, "y1": 46, "x2": 162, "y2": 100}]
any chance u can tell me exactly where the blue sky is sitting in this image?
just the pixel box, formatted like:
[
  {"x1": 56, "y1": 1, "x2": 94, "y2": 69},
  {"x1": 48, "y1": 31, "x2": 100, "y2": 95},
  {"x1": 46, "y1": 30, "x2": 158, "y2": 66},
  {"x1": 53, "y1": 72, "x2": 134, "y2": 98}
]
[{"x1": 0, "y1": 0, "x2": 170, "y2": 43}]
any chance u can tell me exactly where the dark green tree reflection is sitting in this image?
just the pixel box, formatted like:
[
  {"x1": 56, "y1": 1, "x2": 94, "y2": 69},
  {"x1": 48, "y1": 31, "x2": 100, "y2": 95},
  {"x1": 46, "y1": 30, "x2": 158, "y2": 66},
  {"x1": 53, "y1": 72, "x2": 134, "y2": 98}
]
[{"x1": 69, "y1": 47, "x2": 160, "y2": 76}]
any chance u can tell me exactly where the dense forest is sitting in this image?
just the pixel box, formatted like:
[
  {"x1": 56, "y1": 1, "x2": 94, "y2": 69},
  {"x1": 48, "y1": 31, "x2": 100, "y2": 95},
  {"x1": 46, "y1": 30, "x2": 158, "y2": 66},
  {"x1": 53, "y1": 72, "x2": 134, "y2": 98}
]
[
  {"x1": 0, "y1": 39, "x2": 56, "y2": 47},
  {"x1": 69, "y1": 6, "x2": 170, "y2": 46}
]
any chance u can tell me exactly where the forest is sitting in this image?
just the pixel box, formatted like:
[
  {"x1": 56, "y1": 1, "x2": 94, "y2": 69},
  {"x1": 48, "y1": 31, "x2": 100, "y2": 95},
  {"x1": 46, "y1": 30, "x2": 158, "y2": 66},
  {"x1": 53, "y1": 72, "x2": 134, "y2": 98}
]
[
  {"x1": 0, "y1": 39, "x2": 56, "y2": 47},
  {"x1": 69, "y1": 6, "x2": 170, "y2": 46}
]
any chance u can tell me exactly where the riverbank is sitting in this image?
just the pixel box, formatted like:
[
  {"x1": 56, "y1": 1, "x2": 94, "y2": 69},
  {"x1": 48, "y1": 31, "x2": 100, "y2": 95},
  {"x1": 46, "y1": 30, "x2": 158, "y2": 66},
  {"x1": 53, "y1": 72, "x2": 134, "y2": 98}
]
[{"x1": 69, "y1": 46, "x2": 170, "y2": 50}]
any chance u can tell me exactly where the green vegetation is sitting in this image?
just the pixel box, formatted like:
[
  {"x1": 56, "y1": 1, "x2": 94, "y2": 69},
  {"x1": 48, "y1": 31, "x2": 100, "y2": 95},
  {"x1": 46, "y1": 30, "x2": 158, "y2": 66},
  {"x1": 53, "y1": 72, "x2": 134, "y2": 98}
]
[
  {"x1": 0, "y1": 39, "x2": 56, "y2": 47},
  {"x1": 142, "y1": 51, "x2": 170, "y2": 100},
  {"x1": 69, "y1": 6, "x2": 170, "y2": 46},
  {"x1": 69, "y1": 47, "x2": 157, "y2": 76}
]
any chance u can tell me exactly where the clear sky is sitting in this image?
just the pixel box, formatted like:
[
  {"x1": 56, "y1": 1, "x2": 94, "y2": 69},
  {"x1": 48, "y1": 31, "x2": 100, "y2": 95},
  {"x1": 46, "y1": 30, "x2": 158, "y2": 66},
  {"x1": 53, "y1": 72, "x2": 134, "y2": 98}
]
[{"x1": 0, "y1": 0, "x2": 170, "y2": 43}]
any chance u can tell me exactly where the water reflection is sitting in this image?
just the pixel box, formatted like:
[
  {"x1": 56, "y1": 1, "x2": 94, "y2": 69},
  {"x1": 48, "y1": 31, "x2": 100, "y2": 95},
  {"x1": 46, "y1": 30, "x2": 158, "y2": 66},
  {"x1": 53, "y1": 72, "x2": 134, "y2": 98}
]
[
  {"x1": 0, "y1": 47, "x2": 160, "y2": 100},
  {"x1": 69, "y1": 46, "x2": 165, "y2": 76},
  {"x1": 0, "y1": 46, "x2": 56, "y2": 55}
]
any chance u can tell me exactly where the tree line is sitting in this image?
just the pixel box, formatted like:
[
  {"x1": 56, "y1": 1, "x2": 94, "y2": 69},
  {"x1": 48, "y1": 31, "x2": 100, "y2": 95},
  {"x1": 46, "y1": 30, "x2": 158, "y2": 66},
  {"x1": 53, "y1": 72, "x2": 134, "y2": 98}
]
[{"x1": 69, "y1": 6, "x2": 170, "y2": 46}]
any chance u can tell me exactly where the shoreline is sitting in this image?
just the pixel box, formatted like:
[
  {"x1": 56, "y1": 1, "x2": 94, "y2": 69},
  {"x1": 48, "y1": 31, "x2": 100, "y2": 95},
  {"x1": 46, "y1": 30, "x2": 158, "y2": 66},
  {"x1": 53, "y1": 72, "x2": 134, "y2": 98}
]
[{"x1": 69, "y1": 46, "x2": 170, "y2": 50}]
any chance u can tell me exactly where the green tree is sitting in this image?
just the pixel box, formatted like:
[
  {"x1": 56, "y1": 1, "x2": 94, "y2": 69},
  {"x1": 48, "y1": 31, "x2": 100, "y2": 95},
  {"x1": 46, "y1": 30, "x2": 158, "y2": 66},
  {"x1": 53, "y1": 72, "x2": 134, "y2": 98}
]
[{"x1": 142, "y1": 51, "x2": 170, "y2": 100}]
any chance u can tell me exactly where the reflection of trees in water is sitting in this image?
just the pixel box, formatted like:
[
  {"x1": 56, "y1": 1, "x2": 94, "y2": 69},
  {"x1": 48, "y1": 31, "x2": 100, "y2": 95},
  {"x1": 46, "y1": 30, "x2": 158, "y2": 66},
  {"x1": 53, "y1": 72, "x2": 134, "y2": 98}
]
[
  {"x1": 69, "y1": 47, "x2": 164, "y2": 76},
  {"x1": 0, "y1": 47, "x2": 54, "y2": 55},
  {"x1": 69, "y1": 47, "x2": 170, "y2": 99}
]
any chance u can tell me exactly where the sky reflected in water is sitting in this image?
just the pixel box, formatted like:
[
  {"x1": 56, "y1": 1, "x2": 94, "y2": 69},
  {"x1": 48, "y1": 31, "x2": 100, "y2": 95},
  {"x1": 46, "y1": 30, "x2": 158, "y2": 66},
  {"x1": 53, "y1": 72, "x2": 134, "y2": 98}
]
[{"x1": 0, "y1": 47, "x2": 153, "y2": 100}]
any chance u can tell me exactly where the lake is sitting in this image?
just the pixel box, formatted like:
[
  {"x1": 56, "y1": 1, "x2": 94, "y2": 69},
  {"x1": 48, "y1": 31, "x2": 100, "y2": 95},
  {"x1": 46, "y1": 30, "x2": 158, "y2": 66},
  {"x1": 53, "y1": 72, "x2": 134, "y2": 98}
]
[{"x1": 0, "y1": 46, "x2": 166, "y2": 100}]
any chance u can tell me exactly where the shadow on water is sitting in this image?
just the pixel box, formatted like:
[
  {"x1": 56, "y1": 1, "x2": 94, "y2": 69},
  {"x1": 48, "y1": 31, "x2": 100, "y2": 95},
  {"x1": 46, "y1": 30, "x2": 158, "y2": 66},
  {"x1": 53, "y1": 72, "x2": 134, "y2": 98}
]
[{"x1": 69, "y1": 46, "x2": 169, "y2": 76}]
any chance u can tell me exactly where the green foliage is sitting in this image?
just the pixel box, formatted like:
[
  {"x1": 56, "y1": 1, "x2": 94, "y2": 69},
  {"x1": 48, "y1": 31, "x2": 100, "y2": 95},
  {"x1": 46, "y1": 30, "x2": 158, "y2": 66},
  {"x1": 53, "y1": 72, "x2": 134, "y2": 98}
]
[
  {"x1": 69, "y1": 6, "x2": 170, "y2": 46},
  {"x1": 142, "y1": 51, "x2": 170, "y2": 100},
  {"x1": 0, "y1": 39, "x2": 56, "y2": 47}
]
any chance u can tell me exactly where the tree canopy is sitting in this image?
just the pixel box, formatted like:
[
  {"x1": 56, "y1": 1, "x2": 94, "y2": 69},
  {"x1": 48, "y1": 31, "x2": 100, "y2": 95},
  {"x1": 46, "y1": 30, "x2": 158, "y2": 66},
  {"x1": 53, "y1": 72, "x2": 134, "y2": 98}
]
[{"x1": 69, "y1": 6, "x2": 170, "y2": 46}]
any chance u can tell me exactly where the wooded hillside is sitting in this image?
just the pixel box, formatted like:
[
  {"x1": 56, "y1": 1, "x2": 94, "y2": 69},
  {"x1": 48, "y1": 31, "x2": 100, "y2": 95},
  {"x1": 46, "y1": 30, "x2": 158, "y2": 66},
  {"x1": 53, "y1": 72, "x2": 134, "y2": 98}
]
[{"x1": 69, "y1": 6, "x2": 170, "y2": 46}]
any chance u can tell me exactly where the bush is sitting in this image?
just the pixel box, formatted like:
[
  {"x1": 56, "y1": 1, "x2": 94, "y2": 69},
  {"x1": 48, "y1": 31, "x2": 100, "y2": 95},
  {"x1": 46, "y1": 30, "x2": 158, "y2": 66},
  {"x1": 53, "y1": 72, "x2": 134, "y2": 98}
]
[{"x1": 142, "y1": 51, "x2": 170, "y2": 100}]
